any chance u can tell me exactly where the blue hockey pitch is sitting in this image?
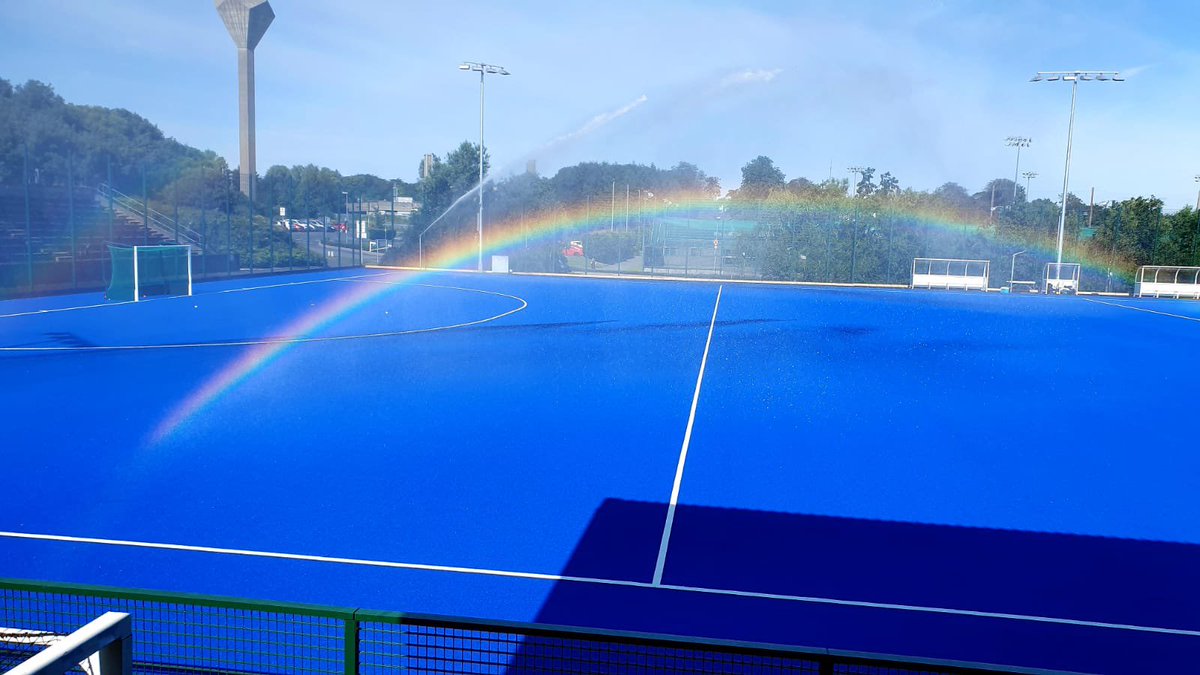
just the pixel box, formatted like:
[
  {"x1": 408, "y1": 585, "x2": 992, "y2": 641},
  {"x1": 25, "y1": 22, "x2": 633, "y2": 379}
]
[{"x1": 2, "y1": 268, "x2": 1198, "y2": 673}]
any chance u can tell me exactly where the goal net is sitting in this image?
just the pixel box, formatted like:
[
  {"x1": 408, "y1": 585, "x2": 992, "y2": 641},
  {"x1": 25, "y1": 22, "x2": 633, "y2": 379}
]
[
  {"x1": 1134, "y1": 266, "x2": 1200, "y2": 299},
  {"x1": 911, "y1": 258, "x2": 990, "y2": 291},
  {"x1": 107, "y1": 244, "x2": 192, "y2": 302},
  {"x1": 1043, "y1": 262, "x2": 1081, "y2": 294}
]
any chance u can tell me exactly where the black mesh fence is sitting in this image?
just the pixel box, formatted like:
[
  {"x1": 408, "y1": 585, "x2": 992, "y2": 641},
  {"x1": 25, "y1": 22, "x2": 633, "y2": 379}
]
[{"x1": 0, "y1": 579, "x2": 1064, "y2": 675}]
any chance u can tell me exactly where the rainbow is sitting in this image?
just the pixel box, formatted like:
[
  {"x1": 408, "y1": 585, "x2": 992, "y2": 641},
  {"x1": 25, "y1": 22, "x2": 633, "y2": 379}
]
[{"x1": 149, "y1": 191, "x2": 1129, "y2": 444}]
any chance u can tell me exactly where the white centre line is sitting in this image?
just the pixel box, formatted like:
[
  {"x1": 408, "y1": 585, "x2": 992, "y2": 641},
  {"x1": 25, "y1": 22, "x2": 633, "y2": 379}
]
[
  {"x1": 2, "y1": 530, "x2": 1197, "y2": 638},
  {"x1": 653, "y1": 285, "x2": 723, "y2": 586}
]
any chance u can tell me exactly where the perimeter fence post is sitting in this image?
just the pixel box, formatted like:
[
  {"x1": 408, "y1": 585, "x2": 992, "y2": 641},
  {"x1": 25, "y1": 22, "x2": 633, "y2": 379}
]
[
  {"x1": 343, "y1": 614, "x2": 360, "y2": 675},
  {"x1": 69, "y1": 153, "x2": 77, "y2": 289},
  {"x1": 248, "y1": 194, "x2": 255, "y2": 275},
  {"x1": 288, "y1": 211, "x2": 294, "y2": 270},
  {"x1": 142, "y1": 167, "x2": 149, "y2": 246},
  {"x1": 270, "y1": 203, "x2": 276, "y2": 272},
  {"x1": 200, "y1": 166, "x2": 207, "y2": 280},
  {"x1": 107, "y1": 156, "x2": 114, "y2": 243},
  {"x1": 225, "y1": 173, "x2": 233, "y2": 278},
  {"x1": 23, "y1": 143, "x2": 32, "y2": 292}
]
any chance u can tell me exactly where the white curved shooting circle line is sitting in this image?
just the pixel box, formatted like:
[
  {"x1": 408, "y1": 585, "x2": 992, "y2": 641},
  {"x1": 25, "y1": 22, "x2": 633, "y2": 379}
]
[{"x1": 0, "y1": 282, "x2": 527, "y2": 353}]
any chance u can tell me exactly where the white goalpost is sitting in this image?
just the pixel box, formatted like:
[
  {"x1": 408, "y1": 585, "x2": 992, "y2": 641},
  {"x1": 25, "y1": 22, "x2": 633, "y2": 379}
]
[
  {"x1": 1043, "y1": 262, "x2": 1081, "y2": 294},
  {"x1": 107, "y1": 244, "x2": 193, "y2": 302},
  {"x1": 911, "y1": 258, "x2": 990, "y2": 291}
]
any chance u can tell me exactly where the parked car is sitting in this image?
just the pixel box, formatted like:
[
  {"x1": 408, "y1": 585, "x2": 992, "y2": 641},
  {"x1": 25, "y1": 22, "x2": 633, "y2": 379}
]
[{"x1": 563, "y1": 240, "x2": 584, "y2": 256}]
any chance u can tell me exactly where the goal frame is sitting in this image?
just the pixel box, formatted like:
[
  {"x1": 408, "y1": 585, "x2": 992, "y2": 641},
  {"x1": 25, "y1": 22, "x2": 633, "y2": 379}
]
[
  {"x1": 1134, "y1": 266, "x2": 1200, "y2": 299},
  {"x1": 910, "y1": 258, "x2": 990, "y2": 291},
  {"x1": 1043, "y1": 262, "x2": 1082, "y2": 295},
  {"x1": 108, "y1": 244, "x2": 193, "y2": 302}
]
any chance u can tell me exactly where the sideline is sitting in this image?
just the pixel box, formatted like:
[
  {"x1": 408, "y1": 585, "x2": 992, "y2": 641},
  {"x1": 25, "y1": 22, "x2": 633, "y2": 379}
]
[{"x1": 1, "y1": 530, "x2": 1197, "y2": 638}]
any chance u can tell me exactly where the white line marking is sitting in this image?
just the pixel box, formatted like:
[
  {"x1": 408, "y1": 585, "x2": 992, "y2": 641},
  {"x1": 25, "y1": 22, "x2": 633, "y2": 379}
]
[
  {"x1": 0, "y1": 299, "x2": 139, "y2": 319},
  {"x1": 1, "y1": 530, "x2": 1197, "y2": 638},
  {"x1": 0, "y1": 285, "x2": 527, "y2": 352},
  {"x1": 0, "y1": 272, "x2": 390, "y2": 320},
  {"x1": 217, "y1": 272, "x2": 387, "y2": 293},
  {"x1": 1082, "y1": 297, "x2": 1200, "y2": 323},
  {"x1": 653, "y1": 285, "x2": 723, "y2": 586}
]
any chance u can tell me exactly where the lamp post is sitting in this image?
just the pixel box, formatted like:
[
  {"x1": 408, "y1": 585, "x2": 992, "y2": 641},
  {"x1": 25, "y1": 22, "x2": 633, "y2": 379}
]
[
  {"x1": 1005, "y1": 137, "x2": 1031, "y2": 202},
  {"x1": 1021, "y1": 171, "x2": 1038, "y2": 198},
  {"x1": 459, "y1": 61, "x2": 509, "y2": 271},
  {"x1": 1010, "y1": 250, "x2": 1026, "y2": 288},
  {"x1": 1193, "y1": 175, "x2": 1200, "y2": 265},
  {"x1": 1031, "y1": 70, "x2": 1123, "y2": 265}
]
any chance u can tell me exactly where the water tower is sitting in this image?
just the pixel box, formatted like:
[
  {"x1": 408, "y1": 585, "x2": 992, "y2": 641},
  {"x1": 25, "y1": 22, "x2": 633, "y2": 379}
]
[{"x1": 215, "y1": 0, "x2": 274, "y2": 201}]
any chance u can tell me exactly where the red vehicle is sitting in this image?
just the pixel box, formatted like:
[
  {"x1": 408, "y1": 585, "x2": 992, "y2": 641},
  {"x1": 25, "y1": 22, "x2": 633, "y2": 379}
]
[{"x1": 562, "y1": 240, "x2": 584, "y2": 256}]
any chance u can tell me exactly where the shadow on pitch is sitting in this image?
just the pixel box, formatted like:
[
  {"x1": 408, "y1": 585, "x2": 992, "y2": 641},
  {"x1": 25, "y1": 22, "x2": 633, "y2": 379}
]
[{"x1": 510, "y1": 498, "x2": 1200, "y2": 674}]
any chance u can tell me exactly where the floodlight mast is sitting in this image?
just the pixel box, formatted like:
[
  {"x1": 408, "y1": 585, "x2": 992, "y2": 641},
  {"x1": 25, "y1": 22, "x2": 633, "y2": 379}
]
[
  {"x1": 1030, "y1": 70, "x2": 1123, "y2": 265},
  {"x1": 459, "y1": 61, "x2": 509, "y2": 271},
  {"x1": 1005, "y1": 136, "x2": 1031, "y2": 202},
  {"x1": 1022, "y1": 170, "x2": 1038, "y2": 197}
]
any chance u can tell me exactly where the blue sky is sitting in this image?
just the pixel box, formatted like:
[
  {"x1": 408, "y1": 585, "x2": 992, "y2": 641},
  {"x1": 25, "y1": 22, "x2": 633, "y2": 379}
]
[{"x1": 2, "y1": 0, "x2": 1198, "y2": 207}]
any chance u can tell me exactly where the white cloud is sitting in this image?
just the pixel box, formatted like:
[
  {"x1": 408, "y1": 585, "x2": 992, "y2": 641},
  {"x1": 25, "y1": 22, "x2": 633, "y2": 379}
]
[{"x1": 718, "y1": 69, "x2": 784, "y2": 88}]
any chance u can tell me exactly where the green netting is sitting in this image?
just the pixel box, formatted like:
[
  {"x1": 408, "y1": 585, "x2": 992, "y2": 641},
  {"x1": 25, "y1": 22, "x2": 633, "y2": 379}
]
[{"x1": 107, "y1": 245, "x2": 190, "y2": 301}]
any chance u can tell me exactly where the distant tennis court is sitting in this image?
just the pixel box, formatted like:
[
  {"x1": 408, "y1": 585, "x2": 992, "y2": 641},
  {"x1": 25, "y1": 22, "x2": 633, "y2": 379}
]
[{"x1": 2, "y1": 268, "x2": 1198, "y2": 674}]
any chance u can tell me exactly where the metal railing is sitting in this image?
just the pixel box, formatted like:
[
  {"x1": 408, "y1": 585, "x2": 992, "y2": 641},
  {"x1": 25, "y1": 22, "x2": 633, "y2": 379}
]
[
  {"x1": 97, "y1": 183, "x2": 204, "y2": 250},
  {"x1": 4, "y1": 611, "x2": 132, "y2": 675},
  {"x1": 0, "y1": 578, "x2": 1067, "y2": 675}
]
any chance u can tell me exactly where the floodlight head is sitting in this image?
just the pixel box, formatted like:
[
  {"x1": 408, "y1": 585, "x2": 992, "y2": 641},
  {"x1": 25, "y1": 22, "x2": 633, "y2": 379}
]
[
  {"x1": 1096, "y1": 73, "x2": 1110, "y2": 81},
  {"x1": 215, "y1": 0, "x2": 274, "y2": 50},
  {"x1": 1030, "y1": 74, "x2": 1043, "y2": 82},
  {"x1": 1112, "y1": 74, "x2": 1125, "y2": 81},
  {"x1": 1047, "y1": 74, "x2": 1061, "y2": 81},
  {"x1": 459, "y1": 63, "x2": 472, "y2": 70}
]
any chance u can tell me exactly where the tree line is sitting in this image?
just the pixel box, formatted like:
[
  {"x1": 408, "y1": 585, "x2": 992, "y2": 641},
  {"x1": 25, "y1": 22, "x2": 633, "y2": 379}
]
[{"x1": 6, "y1": 77, "x2": 1197, "y2": 288}]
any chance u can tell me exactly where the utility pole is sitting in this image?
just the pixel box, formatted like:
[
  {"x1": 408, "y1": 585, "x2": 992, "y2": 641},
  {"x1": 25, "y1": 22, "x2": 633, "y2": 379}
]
[{"x1": 848, "y1": 166, "x2": 866, "y2": 282}]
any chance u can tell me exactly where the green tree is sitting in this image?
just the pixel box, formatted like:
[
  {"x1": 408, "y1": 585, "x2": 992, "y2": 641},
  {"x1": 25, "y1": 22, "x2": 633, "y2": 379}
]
[{"x1": 738, "y1": 156, "x2": 785, "y2": 199}]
